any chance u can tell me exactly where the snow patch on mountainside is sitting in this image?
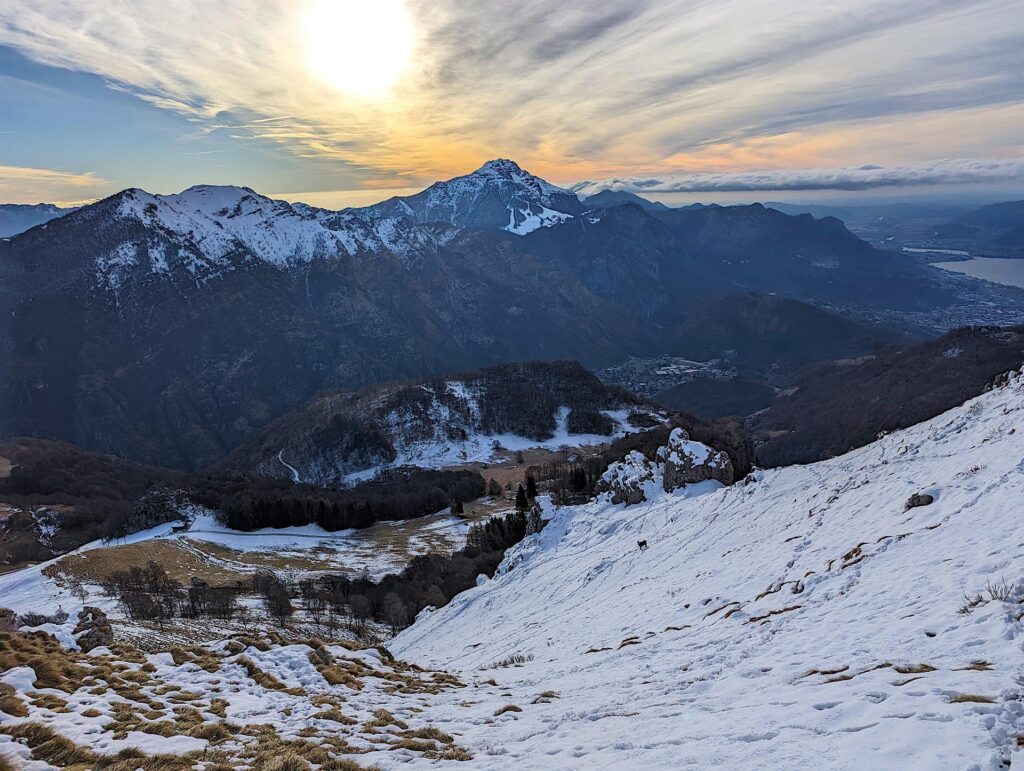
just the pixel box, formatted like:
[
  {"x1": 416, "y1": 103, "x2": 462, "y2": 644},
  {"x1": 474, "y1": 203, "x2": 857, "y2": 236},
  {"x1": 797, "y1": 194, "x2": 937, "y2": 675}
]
[
  {"x1": 505, "y1": 204, "x2": 573, "y2": 235},
  {"x1": 393, "y1": 371, "x2": 1024, "y2": 767}
]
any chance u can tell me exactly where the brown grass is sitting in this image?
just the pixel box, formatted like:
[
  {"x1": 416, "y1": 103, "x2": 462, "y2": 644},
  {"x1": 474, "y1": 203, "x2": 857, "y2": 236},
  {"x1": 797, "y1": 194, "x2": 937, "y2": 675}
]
[
  {"x1": 956, "y1": 660, "x2": 994, "y2": 671},
  {"x1": 208, "y1": 697, "x2": 229, "y2": 718},
  {"x1": 494, "y1": 704, "x2": 523, "y2": 716},
  {"x1": 401, "y1": 726, "x2": 454, "y2": 744},
  {"x1": 188, "y1": 721, "x2": 234, "y2": 742},
  {"x1": 313, "y1": 707, "x2": 357, "y2": 725},
  {"x1": 366, "y1": 708, "x2": 408, "y2": 730},
  {"x1": 258, "y1": 753, "x2": 313, "y2": 771},
  {"x1": 1, "y1": 722, "x2": 96, "y2": 767},
  {"x1": 893, "y1": 663, "x2": 936, "y2": 674},
  {"x1": 28, "y1": 692, "x2": 69, "y2": 711},
  {"x1": 948, "y1": 693, "x2": 996, "y2": 703},
  {"x1": 0, "y1": 683, "x2": 27, "y2": 717}
]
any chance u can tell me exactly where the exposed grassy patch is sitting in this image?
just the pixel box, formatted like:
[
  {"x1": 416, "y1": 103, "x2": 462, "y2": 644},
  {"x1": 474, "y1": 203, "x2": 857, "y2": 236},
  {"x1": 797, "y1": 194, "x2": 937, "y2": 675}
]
[{"x1": 494, "y1": 704, "x2": 523, "y2": 716}]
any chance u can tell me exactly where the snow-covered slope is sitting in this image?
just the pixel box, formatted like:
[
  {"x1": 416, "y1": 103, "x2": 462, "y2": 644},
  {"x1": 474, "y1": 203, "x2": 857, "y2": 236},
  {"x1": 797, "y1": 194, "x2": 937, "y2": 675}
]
[
  {"x1": 360, "y1": 159, "x2": 583, "y2": 234},
  {"x1": 393, "y1": 371, "x2": 1024, "y2": 767}
]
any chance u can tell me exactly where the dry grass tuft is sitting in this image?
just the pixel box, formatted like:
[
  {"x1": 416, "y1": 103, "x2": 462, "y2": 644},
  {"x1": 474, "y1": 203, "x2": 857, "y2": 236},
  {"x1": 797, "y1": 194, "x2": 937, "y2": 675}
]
[
  {"x1": 313, "y1": 707, "x2": 357, "y2": 725},
  {"x1": 188, "y1": 721, "x2": 234, "y2": 743},
  {"x1": 494, "y1": 704, "x2": 523, "y2": 716},
  {"x1": 893, "y1": 663, "x2": 936, "y2": 674},
  {"x1": 956, "y1": 660, "x2": 994, "y2": 671},
  {"x1": 2, "y1": 722, "x2": 96, "y2": 767},
  {"x1": 317, "y1": 664, "x2": 364, "y2": 690},
  {"x1": 257, "y1": 752, "x2": 312, "y2": 771},
  {"x1": 0, "y1": 683, "x2": 27, "y2": 717},
  {"x1": 366, "y1": 708, "x2": 408, "y2": 730},
  {"x1": 208, "y1": 697, "x2": 229, "y2": 718},
  {"x1": 28, "y1": 692, "x2": 69, "y2": 711},
  {"x1": 401, "y1": 726, "x2": 454, "y2": 744},
  {"x1": 948, "y1": 693, "x2": 996, "y2": 703}
]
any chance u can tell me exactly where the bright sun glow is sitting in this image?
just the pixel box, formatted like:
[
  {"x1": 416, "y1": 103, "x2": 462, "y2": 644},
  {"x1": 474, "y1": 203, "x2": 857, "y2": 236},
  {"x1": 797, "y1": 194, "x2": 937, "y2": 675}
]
[{"x1": 305, "y1": 0, "x2": 415, "y2": 99}]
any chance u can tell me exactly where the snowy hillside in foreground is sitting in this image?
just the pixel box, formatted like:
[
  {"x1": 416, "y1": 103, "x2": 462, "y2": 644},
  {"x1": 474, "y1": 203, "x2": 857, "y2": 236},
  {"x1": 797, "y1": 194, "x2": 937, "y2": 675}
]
[{"x1": 392, "y1": 372, "x2": 1024, "y2": 768}]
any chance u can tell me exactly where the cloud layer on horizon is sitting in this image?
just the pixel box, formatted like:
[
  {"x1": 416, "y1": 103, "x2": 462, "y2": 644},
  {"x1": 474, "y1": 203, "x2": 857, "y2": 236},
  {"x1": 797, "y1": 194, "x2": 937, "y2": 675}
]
[
  {"x1": 0, "y1": 0, "x2": 1022, "y2": 195},
  {"x1": 571, "y1": 159, "x2": 1024, "y2": 196}
]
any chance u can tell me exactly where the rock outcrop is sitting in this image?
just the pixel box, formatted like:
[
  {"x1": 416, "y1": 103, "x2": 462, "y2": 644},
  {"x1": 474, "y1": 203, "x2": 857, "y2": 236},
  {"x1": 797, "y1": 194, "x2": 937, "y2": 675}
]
[
  {"x1": 74, "y1": 606, "x2": 113, "y2": 652},
  {"x1": 596, "y1": 451, "x2": 657, "y2": 505},
  {"x1": 905, "y1": 492, "x2": 934, "y2": 510},
  {"x1": 659, "y1": 428, "x2": 734, "y2": 491}
]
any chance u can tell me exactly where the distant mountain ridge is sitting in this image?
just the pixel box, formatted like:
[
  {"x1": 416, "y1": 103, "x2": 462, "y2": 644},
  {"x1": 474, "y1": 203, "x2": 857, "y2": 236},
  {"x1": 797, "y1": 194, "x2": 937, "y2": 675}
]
[
  {"x1": 0, "y1": 159, "x2": 952, "y2": 468},
  {"x1": 949, "y1": 200, "x2": 1024, "y2": 252},
  {"x1": 0, "y1": 203, "x2": 71, "y2": 237}
]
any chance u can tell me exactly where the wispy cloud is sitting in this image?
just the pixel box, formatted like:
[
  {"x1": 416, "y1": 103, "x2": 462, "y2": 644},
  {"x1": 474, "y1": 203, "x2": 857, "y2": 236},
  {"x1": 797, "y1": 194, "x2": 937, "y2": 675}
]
[
  {"x1": 571, "y1": 159, "x2": 1024, "y2": 195},
  {"x1": 0, "y1": 164, "x2": 109, "y2": 205},
  {"x1": 0, "y1": 0, "x2": 1021, "y2": 188}
]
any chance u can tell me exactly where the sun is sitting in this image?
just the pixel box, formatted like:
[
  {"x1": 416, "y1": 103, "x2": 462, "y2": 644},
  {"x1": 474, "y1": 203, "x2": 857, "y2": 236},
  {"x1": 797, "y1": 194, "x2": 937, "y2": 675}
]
[{"x1": 305, "y1": 0, "x2": 415, "y2": 99}]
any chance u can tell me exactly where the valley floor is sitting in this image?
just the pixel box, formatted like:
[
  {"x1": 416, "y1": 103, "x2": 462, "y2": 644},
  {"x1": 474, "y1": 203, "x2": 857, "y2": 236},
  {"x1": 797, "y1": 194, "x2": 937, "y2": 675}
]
[{"x1": 2, "y1": 372, "x2": 1024, "y2": 768}]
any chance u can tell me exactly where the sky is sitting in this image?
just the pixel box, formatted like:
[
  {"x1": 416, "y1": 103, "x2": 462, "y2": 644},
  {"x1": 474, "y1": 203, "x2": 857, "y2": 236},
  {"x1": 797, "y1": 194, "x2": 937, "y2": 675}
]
[{"x1": 0, "y1": 0, "x2": 1022, "y2": 207}]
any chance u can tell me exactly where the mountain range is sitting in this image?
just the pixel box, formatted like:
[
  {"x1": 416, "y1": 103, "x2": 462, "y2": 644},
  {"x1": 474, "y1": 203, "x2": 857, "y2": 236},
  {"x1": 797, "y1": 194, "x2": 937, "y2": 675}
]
[
  {"x1": 0, "y1": 159, "x2": 956, "y2": 468},
  {"x1": 0, "y1": 203, "x2": 70, "y2": 238}
]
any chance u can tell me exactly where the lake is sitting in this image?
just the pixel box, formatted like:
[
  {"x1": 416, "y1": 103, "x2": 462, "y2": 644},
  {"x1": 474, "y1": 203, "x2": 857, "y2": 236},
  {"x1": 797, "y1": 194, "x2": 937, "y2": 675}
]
[{"x1": 932, "y1": 256, "x2": 1024, "y2": 290}]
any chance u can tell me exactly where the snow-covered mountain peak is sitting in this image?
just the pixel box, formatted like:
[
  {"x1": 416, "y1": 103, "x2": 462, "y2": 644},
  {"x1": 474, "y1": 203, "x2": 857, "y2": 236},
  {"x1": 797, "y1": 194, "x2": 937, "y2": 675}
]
[
  {"x1": 469, "y1": 158, "x2": 569, "y2": 195},
  {"x1": 359, "y1": 159, "x2": 584, "y2": 234}
]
